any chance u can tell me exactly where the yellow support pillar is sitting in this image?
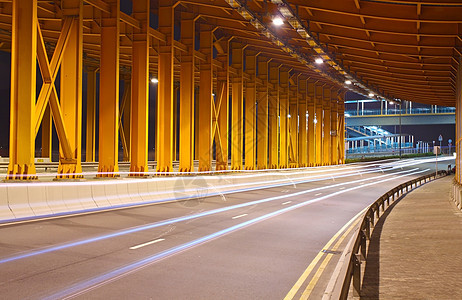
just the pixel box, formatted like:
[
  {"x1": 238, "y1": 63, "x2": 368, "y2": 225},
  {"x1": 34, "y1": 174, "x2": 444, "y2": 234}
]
[
  {"x1": 288, "y1": 75, "x2": 299, "y2": 168},
  {"x1": 156, "y1": 0, "x2": 174, "y2": 172},
  {"x1": 331, "y1": 90, "x2": 339, "y2": 165},
  {"x1": 85, "y1": 68, "x2": 97, "y2": 162},
  {"x1": 268, "y1": 63, "x2": 280, "y2": 169},
  {"x1": 130, "y1": 0, "x2": 149, "y2": 175},
  {"x1": 7, "y1": 0, "x2": 37, "y2": 180},
  {"x1": 279, "y1": 69, "x2": 289, "y2": 169},
  {"x1": 231, "y1": 43, "x2": 244, "y2": 170},
  {"x1": 307, "y1": 82, "x2": 316, "y2": 167},
  {"x1": 298, "y1": 78, "x2": 307, "y2": 168},
  {"x1": 244, "y1": 52, "x2": 257, "y2": 170},
  {"x1": 179, "y1": 13, "x2": 196, "y2": 172},
  {"x1": 98, "y1": 0, "x2": 120, "y2": 177},
  {"x1": 315, "y1": 84, "x2": 323, "y2": 166},
  {"x1": 323, "y1": 87, "x2": 332, "y2": 166},
  {"x1": 256, "y1": 57, "x2": 269, "y2": 169},
  {"x1": 198, "y1": 27, "x2": 213, "y2": 172},
  {"x1": 41, "y1": 106, "x2": 52, "y2": 160},
  {"x1": 57, "y1": 0, "x2": 83, "y2": 178},
  {"x1": 215, "y1": 39, "x2": 229, "y2": 171},
  {"x1": 338, "y1": 92, "x2": 346, "y2": 164}
]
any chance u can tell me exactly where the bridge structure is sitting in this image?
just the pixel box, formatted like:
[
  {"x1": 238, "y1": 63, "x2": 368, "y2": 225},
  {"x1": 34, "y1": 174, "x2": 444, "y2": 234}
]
[
  {"x1": 1, "y1": 1, "x2": 462, "y2": 298},
  {"x1": 2, "y1": 0, "x2": 461, "y2": 181}
]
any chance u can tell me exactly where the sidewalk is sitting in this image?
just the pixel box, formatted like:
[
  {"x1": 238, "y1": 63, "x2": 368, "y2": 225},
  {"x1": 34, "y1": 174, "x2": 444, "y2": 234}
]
[{"x1": 361, "y1": 175, "x2": 462, "y2": 299}]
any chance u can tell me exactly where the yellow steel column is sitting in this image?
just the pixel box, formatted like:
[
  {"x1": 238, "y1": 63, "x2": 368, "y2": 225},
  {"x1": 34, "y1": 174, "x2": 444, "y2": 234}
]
[
  {"x1": 179, "y1": 13, "x2": 196, "y2": 172},
  {"x1": 215, "y1": 40, "x2": 229, "y2": 171},
  {"x1": 307, "y1": 82, "x2": 315, "y2": 167},
  {"x1": 457, "y1": 56, "x2": 462, "y2": 183},
  {"x1": 7, "y1": 0, "x2": 37, "y2": 179},
  {"x1": 58, "y1": 0, "x2": 83, "y2": 178},
  {"x1": 268, "y1": 63, "x2": 280, "y2": 169},
  {"x1": 156, "y1": 0, "x2": 174, "y2": 172},
  {"x1": 130, "y1": 0, "x2": 149, "y2": 175},
  {"x1": 279, "y1": 69, "x2": 289, "y2": 169},
  {"x1": 331, "y1": 90, "x2": 339, "y2": 165},
  {"x1": 231, "y1": 43, "x2": 244, "y2": 170},
  {"x1": 98, "y1": 0, "x2": 120, "y2": 177},
  {"x1": 244, "y1": 52, "x2": 257, "y2": 170},
  {"x1": 323, "y1": 87, "x2": 332, "y2": 166},
  {"x1": 338, "y1": 92, "x2": 346, "y2": 164},
  {"x1": 315, "y1": 84, "x2": 323, "y2": 166},
  {"x1": 256, "y1": 57, "x2": 269, "y2": 169},
  {"x1": 85, "y1": 68, "x2": 97, "y2": 162},
  {"x1": 121, "y1": 79, "x2": 131, "y2": 162},
  {"x1": 41, "y1": 106, "x2": 52, "y2": 160},
  {"x1": 298, "y1": 78, "x2": 307, "y2": 167},
  {"x1": 288, "y1": 75, "x2": 299, "y2": 168},
  {"x1": 198, "y1": 27, "x2": 213, "y2": 172}
]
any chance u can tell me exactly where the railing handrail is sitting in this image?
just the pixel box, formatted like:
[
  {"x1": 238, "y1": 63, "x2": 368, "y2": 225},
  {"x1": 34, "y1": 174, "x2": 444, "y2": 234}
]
[{"x1": 330, "y1": 170, "x2": 448, "y2": 299}]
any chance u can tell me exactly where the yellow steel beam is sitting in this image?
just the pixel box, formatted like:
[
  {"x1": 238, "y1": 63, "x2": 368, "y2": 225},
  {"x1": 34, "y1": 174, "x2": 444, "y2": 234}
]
[
  {"x1": 322, "y1": 87, "x2": 332, "y2": 166},
  {"x1": 58, "y1": 0, "x2": 84, "y2": 178},
  {"x1": 268, "y1": 62, "x2": 280, "y2": 169},
  {"x1": 315, "y1": 84, "x2": 323, "y2": 166},
  {"x1": 298, "y1": 78, "x2": 308, "y2": 167},
  {"x1": 279, "y1": 69, "x2": 289, "y2": 169},
  {"x1": 307, "y1": 82, "x2": 316, "y2": 167},
  {"x1": 197, "y1": 26, "x2": 213, "y2": 172},
  {"x1": 338, "y1": 92, "x2": 346, "y2": 164},
  {"x1": 98, "y1": 0, "x2": 120, "y2": 177},
  {"x1": 130, "y1": 0, "x2": 149, "y2": 175},
  {"x1": 85, "y1": 68, "x2": 97, "y2": 162},
  {"x1": 256, "y1": 56, "x2": 269, "y2": 169},
  {"x1": 215, "y1": 39, "x2": 229, "y2": 171},
  {"x1": 156, "y1": 0, "x2": 174, "y2": 172},
  {"x1": 231, "y1": 43, "x2": 244, "y2": 170},
  {"x1": 179, "y1": 13, "x2": 196, "y2": 172},
  {"x1": 244, "y1": 51, "x2": 257, "y2": 170},
  {"x1": 331, "y1": 90, "x2": 339, "y2": 165},
  {"x1": 35, "y1": 17, "x2": 73, "y2": 136},
  {"x1": 289, "y1": 76, "x2": 299, "y2": 168}
]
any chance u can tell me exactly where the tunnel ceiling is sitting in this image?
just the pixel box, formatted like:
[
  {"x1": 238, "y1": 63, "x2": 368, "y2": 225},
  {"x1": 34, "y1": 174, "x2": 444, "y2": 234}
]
[{"x1": 0, "y1": 0, "x2": 460, "y2": 106}]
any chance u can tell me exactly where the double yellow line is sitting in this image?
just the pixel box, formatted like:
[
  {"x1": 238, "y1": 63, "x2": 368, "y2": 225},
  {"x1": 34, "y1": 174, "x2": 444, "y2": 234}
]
[{"x1": 284, "y1": 207, "x2": 367, "y2": 300}]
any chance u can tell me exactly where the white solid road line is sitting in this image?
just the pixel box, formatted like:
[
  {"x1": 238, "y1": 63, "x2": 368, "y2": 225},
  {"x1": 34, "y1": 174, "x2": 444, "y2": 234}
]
[
  {"x1": 282, "y1": 201, "x2": 292, "y2": 205},
  {"x1": 232, "y1": 214, "x2": 248, "y2": 220},
  {"x1": 130, "y1": 239, "x2": 165, "y2": 250}
]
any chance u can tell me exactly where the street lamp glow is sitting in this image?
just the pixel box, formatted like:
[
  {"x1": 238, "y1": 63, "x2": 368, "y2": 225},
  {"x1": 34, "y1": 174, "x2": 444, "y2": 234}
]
[
  {"x1": 345, "y1": 80, "x2": 352, "y2": 85},
  {"x1": 150, "y1": 78, "x2": 159, "y2": 84},
  {"x1": 313, "y1": 118, "x2": 318, "y2": 124},
  {"x1": 368, "y1": 93, "x2": 374, "y2": 97},
  {"x1": 273, "y1": 17, "x2": 284, "y2": 26},
  {"x1": 315, "y1": 58, "x2": 324, "y2": 64}
]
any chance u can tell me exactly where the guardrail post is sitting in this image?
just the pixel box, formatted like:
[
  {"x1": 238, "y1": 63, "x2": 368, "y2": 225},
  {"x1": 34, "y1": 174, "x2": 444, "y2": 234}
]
[
  {"x1": 353, "y1": 254, "x2": 362, "y2": 297},
  {"x1": 365, "y1": 216, "x2": 371, "y2": 239},
  {"x1": 360, "y1": 230, "x2": 367, "y2": 259}
]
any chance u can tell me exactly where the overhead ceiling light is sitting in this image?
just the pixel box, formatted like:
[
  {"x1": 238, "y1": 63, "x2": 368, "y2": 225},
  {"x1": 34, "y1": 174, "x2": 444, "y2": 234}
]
[
  {"x1": 150, "y1": 78, "x2": 159, "y2": 84},
  {"x1": 273, "y1": 17, "x2": 284, "y2": 26},
  {"x1": 368, "y1": 93, "x2": 374, "y2": 97},
  {"x1": 389, "y1": 101, "x2": 394, "y2": 105},
  {"x1": 315, "y1": 58, "x2": 324, "y2": 64},
  {"x1": 345, "y1": 80, "x2": 352, "y2": 85}
]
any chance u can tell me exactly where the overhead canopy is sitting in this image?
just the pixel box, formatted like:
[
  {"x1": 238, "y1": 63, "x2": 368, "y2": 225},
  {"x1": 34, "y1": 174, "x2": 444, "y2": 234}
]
[{"x1": 0, "y1": 0, "x2": 458, "y2": 105}]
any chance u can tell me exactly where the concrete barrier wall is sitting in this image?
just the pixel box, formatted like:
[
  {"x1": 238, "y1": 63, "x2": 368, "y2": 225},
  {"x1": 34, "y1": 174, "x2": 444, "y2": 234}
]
[{"x1": 0, "y1": 167, "x2": 347, "y2": 223}]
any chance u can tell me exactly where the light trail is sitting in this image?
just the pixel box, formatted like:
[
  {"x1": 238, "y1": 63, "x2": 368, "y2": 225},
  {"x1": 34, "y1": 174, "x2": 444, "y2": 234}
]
[
  {"x1": 43, "y1": 168, "x2": 430, "y2": 300},
  {"x1": 0, "y1": 167, "x2": 418, "y2": 264}
]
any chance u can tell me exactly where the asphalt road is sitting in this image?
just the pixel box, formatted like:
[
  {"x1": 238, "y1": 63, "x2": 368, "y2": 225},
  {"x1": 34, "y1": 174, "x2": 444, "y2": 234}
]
[{"x1": 0, "y1": 157, "x2": 454, "y2": 299}]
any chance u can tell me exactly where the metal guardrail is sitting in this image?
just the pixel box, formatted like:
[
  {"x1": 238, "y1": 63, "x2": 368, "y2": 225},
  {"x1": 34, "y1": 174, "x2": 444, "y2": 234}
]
[{"x1": 333, "y1": 170, "x2": 448, "y2": 299}]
